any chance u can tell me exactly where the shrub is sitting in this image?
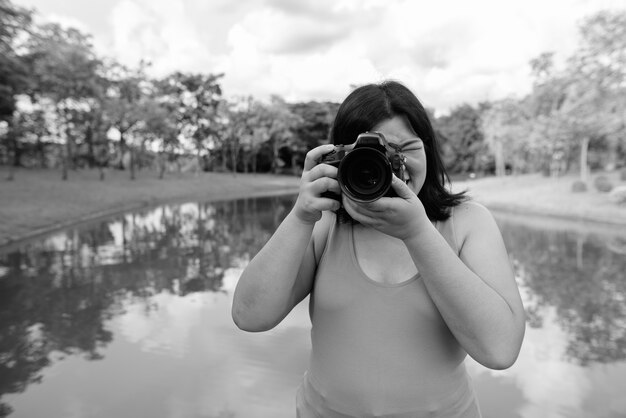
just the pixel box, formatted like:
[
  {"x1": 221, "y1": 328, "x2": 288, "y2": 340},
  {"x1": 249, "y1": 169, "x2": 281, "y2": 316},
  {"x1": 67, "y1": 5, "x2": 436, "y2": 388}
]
[
  {"x1": 620, "y1": 167, "x2": 626, "y2": 181},
  {"x1": 609, "y1": 186, "x2": 626, "y2": 204},
  {"x1": 593, "y1": 175, "x2": 614, "y2": 193},
  {"x1": 571, "y1": 180, "x2": 587, "y2": 193}
]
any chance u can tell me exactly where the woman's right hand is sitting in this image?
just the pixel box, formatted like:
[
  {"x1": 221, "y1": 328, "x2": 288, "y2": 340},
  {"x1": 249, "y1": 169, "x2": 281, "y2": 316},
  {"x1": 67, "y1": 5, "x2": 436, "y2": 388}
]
[{"x1": 293, "y1": 144, "x2": 341, "y2": 224}]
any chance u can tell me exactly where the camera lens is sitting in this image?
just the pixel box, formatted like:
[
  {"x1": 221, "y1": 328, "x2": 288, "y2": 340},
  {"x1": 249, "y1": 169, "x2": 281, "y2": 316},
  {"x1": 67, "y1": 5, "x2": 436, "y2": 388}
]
[{"x1": 339, "y1": 148, "x2": 392, "y2": 202}]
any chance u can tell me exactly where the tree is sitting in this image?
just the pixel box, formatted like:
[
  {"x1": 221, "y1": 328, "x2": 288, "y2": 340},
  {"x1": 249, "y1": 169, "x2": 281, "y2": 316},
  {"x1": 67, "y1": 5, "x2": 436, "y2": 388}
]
[
  {"x1": 156, "y1": 72, "x2": 223, "y2": 172},
  {"x1": 563, "y1": 10, "x2": 626, "y2": 179},
  {"x1": 101, "y1": 61, "x2": 152, "y2": 180},
  {"x1": 138, "y1": 100, "x2": 179, "y2": 179},
  {"x1": 435, "y1": 104, "x2": 487, "y2": 175},
  {"x1": 481, "y1": 99, "x2": 529, "y2": 176},
  {"x1": 22, "y1": 23, "x2": 104, "y2": 180},
  {"x1": 0, "y1": 0, "x2": 32, "y2": 181},
  {"x1": 254, "y1": 96, "x2": 303, "y2": 174},
  {"x1": 525, "y1": 10, "x2": 626, "y2": 181},
  {"x1": 0, "y1": 0, "x2": 32, "y2": 122},
  {"x1": 289, "y1": 101, "x2": 339, "y2": 150}
]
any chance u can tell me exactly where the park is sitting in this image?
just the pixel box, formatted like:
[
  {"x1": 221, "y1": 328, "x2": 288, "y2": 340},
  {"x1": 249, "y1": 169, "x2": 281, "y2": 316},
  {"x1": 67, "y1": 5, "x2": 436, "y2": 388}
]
[{"x1": 1, "y1": 1, "x2": 626, "y2": 417}]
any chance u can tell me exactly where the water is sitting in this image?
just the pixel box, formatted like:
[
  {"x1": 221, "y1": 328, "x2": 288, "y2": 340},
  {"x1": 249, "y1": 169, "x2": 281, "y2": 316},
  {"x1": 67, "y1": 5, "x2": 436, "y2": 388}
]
[{"x1": 0, "y1": 195, "x2": 625, "y2": 418}]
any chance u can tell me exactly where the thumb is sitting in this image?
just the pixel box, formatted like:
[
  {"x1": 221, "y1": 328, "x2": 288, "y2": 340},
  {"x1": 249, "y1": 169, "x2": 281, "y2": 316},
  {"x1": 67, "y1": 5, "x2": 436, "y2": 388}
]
[{"x1": 391, "y1": 174, "x2": 414, "y2": 199}]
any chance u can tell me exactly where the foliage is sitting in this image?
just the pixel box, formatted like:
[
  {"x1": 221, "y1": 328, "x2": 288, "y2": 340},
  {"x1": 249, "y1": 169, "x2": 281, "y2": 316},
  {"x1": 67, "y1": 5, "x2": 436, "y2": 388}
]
[
  {"x1": 156, "y1": 71, "x2": 224, "y2": 164},
  {"x1": 593, "y1": 175, "x2": 613, "y2": 193},
  {"x1": 523, "y1": 10, "x2": 626, "y2": 181},
  {"x1": 608, "y1": 186, "x2": 626, "y2": 204},
  {"x1": 480, "y1": 99, "x2": 529, "y2": 176},
  {"x1": 0, "y1": 0, "x2": 32, "y2": 121},
  {"x1": 1, "y1": 6, "x2": 624, "y2": 181},
  {"x1": 571, "y1": 180, "x2": 587, "y2": 193},
  {"x1": 435, "y1": 103, "x2": 489, "y2": 174}
]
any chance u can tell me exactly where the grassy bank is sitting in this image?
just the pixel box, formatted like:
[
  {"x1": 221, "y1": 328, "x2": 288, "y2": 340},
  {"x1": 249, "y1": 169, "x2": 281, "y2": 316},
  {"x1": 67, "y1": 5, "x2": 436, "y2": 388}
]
[
  {"x1": 454, "y1": 171, "x2": 626, "y2": 226},
  {"x1": 1, "y1": 167, "x2": 625, "y2": 247},
  {"x1": 0, "y1": 167, "x2": 300, "y2": 246}
]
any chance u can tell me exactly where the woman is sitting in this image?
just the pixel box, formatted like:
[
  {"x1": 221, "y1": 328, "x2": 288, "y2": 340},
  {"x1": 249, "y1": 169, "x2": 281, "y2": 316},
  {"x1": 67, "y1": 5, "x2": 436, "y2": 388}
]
[{"x1": 232, "y1": 80, "x2": 526, "y2": 417}]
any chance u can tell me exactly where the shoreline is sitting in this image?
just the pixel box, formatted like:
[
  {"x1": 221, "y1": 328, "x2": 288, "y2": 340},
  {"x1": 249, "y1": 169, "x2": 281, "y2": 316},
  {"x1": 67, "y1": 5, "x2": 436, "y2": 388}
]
[
  {"x1": 0, "y1": 168, "x2": 300, "y2": 249},
  {"x1": 1, "y1": 168, "x2": 625, "y2": 250}
]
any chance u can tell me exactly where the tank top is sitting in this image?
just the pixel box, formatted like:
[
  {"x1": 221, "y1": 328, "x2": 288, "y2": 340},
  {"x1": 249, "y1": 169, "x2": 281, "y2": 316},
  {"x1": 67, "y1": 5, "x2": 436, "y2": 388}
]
[{"x1": 297, "y1": 209, "x2": 482, "y2": 418}]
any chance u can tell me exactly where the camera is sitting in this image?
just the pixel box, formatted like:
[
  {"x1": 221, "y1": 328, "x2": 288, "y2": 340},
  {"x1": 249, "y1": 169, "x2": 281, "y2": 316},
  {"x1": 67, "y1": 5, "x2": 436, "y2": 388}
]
[{"x1": 319, "y1": 131, "x2": 407, "y2": 203}]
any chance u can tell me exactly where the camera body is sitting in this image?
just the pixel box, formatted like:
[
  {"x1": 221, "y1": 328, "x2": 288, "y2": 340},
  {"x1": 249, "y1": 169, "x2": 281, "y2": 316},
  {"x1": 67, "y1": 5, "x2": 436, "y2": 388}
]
[{"x1": 320, "y1": 131, "x2": 407, "y2": 203}]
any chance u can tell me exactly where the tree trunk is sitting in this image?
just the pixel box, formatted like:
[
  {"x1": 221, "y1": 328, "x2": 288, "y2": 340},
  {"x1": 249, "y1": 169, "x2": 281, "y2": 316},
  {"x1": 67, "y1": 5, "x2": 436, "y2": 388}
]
[
  {"x1": 197, "y1": 149, "x2": 203, "y2": 175},
  {"x1": 252, "y1": 150, "x2": 258, "y2": 173},
  {"x1": 64, "y1": 122, "x2": 75, "y2": 173},
  {"x1": 494, "y1": 140, "x2": 505, "y2": 177},
  {"x1": 158, "y1": 151, "x2": 166, "y2": 179},
  {"x1": 85, "y1": 123, "x2": 95, "y2": 168},
  {"x1": 230, "y1": 140, "x2": 239, "y2": 174},
  {"x1": 6, "y1": 139, "x2": 16, "y2": 180},
  {"x1": 272, "y1": 139, "x2": 280, "y2": 174},
  {"x1": 605, "y1": 136, "x2": 618, "y2": 171},
  {"x1": 62, "y1": 135, "x2": 70, "y2": 181},
  {"x1": 118, "y1": 133, "x2": 126, "y2": 170},
  {"x1": 5, "y1": 128, "x2": 19, "y2": 180},
  {"x1": 291, "y1": 154, "x2": 299, "y2": 176},
  {"x1": 129, "y1": 147, "x2": 136, "y2": 180},
  {"x1": 242, "y1": 154, "x2": 249, "y2": 173},
  {"x1": 37, "y1": 136, "x2": 46, "y2": 168},
  {"x1": 580, "y1": 136, "x2": 590, "y2": 182},
  {"x1": 221, "y1": 146, "x2": 228, "y2": 172}
]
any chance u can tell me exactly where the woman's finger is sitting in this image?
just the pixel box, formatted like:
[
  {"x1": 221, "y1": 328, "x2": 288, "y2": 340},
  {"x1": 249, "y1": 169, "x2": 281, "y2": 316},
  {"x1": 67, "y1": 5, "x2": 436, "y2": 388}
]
[
  {"x1": 309, "y1": 177, "x2": 340, "y2": 196},
  {"x1": 390, "y1": 174, "x2": 415, "y2": 199},
  {"x1": 307, "y1": 163, "x2": 338, "y2": 182},
  {"x1": 303, "y1": 144, "x2": 336, "y2": 171}
]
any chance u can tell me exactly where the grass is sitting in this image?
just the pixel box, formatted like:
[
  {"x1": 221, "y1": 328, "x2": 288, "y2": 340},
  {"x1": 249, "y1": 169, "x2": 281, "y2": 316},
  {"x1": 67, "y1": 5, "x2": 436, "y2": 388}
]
[
  {"x1": 453, "y1": 171, "x2": 626, "y2": 226},
  {"x1": 0, "y1": 167, "x2": 300, "y2": 246},
  {"x1": 1, "y1": 166, "x2": 625, "y2": 247}
]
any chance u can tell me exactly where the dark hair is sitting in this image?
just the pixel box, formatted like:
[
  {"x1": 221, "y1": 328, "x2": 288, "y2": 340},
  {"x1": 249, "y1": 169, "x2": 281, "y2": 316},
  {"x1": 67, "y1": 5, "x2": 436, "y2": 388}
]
[{"x1": 330, "y1": 80, "x2": 466, "y2": 221}]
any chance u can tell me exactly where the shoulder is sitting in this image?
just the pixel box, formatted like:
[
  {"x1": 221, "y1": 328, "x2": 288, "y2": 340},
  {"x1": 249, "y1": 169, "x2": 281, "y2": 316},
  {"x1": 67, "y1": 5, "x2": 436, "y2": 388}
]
[
  {"x1": 453, "y1": 200, "x2": 493, "y2": 222},
  {"x1": 451, "y1": 200, "x2": 501, "y2": 251},
  {"x1": 311, "y1": 211, "x2": 336, "y2": 264}
]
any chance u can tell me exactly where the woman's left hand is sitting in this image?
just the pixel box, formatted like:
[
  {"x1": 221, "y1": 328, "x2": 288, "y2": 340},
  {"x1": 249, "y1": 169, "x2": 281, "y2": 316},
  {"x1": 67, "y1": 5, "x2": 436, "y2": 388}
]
[{"x1": 342, "y1": 175, "x2": 430, "y2": 240}]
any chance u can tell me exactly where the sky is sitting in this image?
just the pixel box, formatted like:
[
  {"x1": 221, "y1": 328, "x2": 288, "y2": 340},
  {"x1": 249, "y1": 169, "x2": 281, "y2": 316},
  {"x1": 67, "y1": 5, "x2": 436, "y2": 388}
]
[{"x1": 12, "y1": 0, "x2": 626, "y2": 114}]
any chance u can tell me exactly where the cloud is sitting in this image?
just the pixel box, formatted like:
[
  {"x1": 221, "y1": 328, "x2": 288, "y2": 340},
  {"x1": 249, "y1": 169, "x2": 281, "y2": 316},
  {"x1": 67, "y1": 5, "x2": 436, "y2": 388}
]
[
  {"x1": 25, "y1": 0, "x2": 626, "y2": 112},
  {"x1": 230, "y1": 8, "x2": 352, "y2": 55},
  {"x1": 109, "y1": 0, "x2": 216, "y2": 75}
]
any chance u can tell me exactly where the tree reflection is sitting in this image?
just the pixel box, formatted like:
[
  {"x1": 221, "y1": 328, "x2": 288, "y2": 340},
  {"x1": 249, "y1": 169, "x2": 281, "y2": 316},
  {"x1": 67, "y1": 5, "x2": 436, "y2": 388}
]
[
  {"x1": 498, "y1": 216, "x2": 626, "y2": 366},
  {"x1": 0, "y1": 194, "x2": 296, "y2": 416}
]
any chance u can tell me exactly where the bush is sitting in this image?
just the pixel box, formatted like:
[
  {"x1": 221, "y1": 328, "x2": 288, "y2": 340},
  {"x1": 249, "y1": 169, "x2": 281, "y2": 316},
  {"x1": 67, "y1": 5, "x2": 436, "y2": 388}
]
[
  {"x1": 593, "y1": 175, "x2": 614, "y2": 193},
  {"x1": 609, "y1": 186, "x2": 626, "y2": 204},
  {"x1": 620, "y1": 167, "x2": 626, "y2": 181},
  {"x1": 571, "y1": 180, "x2": 587, "y2": 193}
]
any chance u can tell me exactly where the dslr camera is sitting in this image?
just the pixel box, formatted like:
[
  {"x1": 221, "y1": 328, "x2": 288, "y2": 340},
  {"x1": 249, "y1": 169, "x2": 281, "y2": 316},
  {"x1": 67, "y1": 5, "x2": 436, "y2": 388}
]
[{"x1": 320, "y1": 131, "x2": 407, "y2": 203}]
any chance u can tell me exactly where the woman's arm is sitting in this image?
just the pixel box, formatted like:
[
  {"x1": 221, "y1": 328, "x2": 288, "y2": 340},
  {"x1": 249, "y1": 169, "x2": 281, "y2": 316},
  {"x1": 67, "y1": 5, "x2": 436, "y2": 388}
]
[
  {"x1": 232, "y1": 145, "x2": 339, "y2": 332},
  {"x1": 403, "y1": 201, "x2": 525, "y2": 369},
  {"x1": 343, "y1": 176, "x2": 525, "y2": 369}
]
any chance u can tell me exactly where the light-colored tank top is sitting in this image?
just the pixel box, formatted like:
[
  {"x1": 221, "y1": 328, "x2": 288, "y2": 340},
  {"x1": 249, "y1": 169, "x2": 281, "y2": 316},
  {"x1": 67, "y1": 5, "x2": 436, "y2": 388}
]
[{"x1": 297, "y1": 209, "x2": 482, "y2": 417}]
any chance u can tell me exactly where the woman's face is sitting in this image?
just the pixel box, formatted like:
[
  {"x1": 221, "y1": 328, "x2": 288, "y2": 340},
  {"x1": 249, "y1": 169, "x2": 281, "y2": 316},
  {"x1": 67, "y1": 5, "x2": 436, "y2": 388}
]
[{"x1": 372, "y1": 115, "x2": 427, "y2": 196}]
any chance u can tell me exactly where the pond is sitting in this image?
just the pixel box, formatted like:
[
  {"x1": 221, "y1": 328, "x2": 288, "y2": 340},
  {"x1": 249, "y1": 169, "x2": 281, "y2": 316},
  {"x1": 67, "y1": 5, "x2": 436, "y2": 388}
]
[{"x1": 1, "y1": 195, "x2": 625, "y2": 418}]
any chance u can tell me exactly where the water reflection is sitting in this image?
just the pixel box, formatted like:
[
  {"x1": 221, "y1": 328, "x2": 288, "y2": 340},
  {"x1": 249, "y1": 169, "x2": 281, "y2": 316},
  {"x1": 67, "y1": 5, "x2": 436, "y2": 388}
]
[
  {"x1": 472, "y1": 212, "x2": 626, "y2": 418},
  {"x1": 0, "y1": 196, "x2": 300, "y2": 418},
  {"x1": 0, "y1": 197, "x2": 625, "y2": 417},
  {"x1": 497, "y1": 212, "x2": 626, "y2": 366}
]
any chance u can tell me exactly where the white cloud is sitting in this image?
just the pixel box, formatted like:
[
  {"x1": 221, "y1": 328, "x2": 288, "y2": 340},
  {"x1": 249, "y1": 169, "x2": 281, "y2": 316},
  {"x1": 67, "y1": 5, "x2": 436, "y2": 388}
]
[
  {"x1": 14, "y1": 0, "x2": 626, "y2": 112},
  {"x1": 109, "y1": 0, "x2": 216, "y2": 74}
]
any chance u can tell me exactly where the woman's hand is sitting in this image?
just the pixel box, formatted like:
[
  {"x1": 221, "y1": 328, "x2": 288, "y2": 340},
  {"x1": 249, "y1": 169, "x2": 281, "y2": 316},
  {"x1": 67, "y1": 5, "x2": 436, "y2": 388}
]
[
  {"x1": 293, "y1": 144, "x2": 342, "y2": 224},
  {"x1": 342, "y1": 175, "x2": 430, "y2": 240}
]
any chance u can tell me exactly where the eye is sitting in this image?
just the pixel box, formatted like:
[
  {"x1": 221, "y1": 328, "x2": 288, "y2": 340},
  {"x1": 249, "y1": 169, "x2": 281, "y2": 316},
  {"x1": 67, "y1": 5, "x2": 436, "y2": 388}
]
[{"x1": 401, "y1": 144, "x2": 423, "y2": 152}]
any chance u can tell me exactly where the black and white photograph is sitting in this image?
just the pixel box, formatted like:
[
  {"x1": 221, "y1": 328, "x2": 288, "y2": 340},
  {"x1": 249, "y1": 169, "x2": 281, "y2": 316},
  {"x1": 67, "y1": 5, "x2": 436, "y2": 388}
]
[{"x1": 1, "y1": 0, "x2": 625, "y2": 417}]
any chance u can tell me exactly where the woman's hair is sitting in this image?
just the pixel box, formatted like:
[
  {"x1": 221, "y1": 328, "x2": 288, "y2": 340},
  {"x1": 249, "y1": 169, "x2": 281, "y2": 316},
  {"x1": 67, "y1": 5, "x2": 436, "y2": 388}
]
[{"x1": 329, "y1": 80, "x2": 466, "y2": 221}]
